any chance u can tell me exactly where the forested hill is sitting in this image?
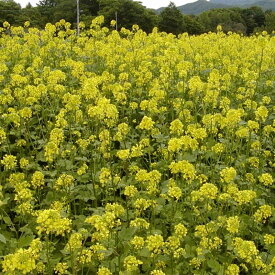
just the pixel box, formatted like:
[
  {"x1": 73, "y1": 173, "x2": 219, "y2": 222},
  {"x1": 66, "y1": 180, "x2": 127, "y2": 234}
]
[
  {"x1": 0, "y1": 0, "x2": 274, "y2": 35},
  {"x1": 156, "y1": 0, "x2": 229, "y2": 14},
  {"x1": 210, "y1": 0, "x2": 269, "y2": 5},
  {"x1": 156, "y1": 0, "x2": 275, "y2": 15},
  {"x1": 178, "y1": 0, "x2": 229, "y2": 15}
]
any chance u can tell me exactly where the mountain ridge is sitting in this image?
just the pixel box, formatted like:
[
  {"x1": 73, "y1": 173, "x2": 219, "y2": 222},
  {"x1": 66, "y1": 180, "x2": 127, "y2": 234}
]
[{"x1": 156, "y1": 0, "x2": 275, "y2": 15}]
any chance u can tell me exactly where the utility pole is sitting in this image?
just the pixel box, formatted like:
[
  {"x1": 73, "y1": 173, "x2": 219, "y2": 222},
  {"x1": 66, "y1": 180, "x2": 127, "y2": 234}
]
[
  {"x1": 76, "y1": 0, "x2": 80, "y2": 36},
  {"x1": 115, "y1": 11, "x2": 118, "y2": 31}
]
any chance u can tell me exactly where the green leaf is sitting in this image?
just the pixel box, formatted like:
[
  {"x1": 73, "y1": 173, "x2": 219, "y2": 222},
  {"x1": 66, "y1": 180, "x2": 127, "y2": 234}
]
[
  {"x1": 18, "y1": 235, "x2": 34, "y2": 248},
  {"x1": 139, "y1": 247, "x2": 150, "y2": 257},
  {"x1": 119, "y1": 227, "x2": 136, "y2": 241},
  {"x1": 3, "y1": 216, "x2": 12, "y2": 225},
  {"x1": 207, "y1": 258, "x2": 221, "y2": 272},
  {"x1": 0, "y1": 233, "x2": 6, "y2": 243},
  {"x1": 182, "y1": 153, "x2": 197, "y2": 162}
]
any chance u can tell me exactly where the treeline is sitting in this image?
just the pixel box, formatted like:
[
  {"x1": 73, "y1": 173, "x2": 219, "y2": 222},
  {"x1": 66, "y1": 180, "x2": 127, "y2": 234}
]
[{"x1": 1, "y1": 0, "x2": 274, "y2": 34}]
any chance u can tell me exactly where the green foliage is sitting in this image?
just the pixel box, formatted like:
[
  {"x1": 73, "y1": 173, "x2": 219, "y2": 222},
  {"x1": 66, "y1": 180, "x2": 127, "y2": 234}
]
[
  {"x1": 178, "y1": 0, "x2": 229, "y2": 15},
  {"x1": 81, "y1": 0, "x2": 99, "y2": 16},
  {"x1": 0, "y1": 0, "x2": 21, "y2": 25},
  {"x1": 183, "y1": 15, "x2": 205, "y2": 34},
  {"x1": 264, "y1": 10, "x2": 275, "y2": 32},
  {"x1": 158, "y1": 0, "x2": 275, "y2": 15},
  {"x1": 241, "y1": 6, "x2": 266, "y2": 34},
  {"x1": 98, "y1": 0, "x2": 157, "y2": 32},
  {"x1": 37, "y1": 0, "x2": 77, "y2": 26},
  {"x1": 158, "y1": 2, "x2": 185, "y2": 35},
  {"x1": 197, "y1": 6, "x2": 269, "y2": 34},
  {"x1": 37, "y1": 0, "x2": 58, "y2": 24},
  {"x1": 19, "y1": 5, "x2": 44, "y2": 27},
  {"x1": 52, "y1": 0, "x2": 76, "y2": 23},
  {"x1": 0, "y1": 0, "x2": 274, "y2": 35},
  {"x1": 198, "y1": 8, "x2": 247, "y2": 33}
]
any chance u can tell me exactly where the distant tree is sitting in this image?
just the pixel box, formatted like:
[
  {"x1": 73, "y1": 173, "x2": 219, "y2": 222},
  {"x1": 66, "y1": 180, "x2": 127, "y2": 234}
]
[
  {"x1": 52, "y1": 0, "x2": 76, "y2": 23},
  {"x1": 183, "y1": 15, "x2": 204, "y2": 34},
  {"x1": 197, "y1": 11, "x2": 211, "y2": 32},
  {"x1": 25, "y1": 2, "x2": 32, "y2": 8},
  {"x1": 37, "y1": 0, "x2": 78, "y2": 26},
  {"x1": 18, "y1": 4, "x2": 43, "y2": 27},
  {"x1": 198, "y1": 8, "x2": 246, "y2": 33},
  {"x1": 0, "y1": 0, "x2": 21, "y2": 25},
  {"x1": 79, "y1": 0, "x2": 100, "y2": 25},
  {"x1": 81, "y1": 0, "x2": 99, "y2": 16},
  {"x1": 97, "y1": 0, "x2": 120, "y2": 24},
  {"x1": 241, "y1": 6, "x2": 265, "y2": 34},
  {"x1": 158, "y1": 2, "x2": 184, "y2": 35},
  {"x1": 264, "y1": 10, "x2": 275, "y2": 33},
  {"x1": 98, "y1": 0, "x2": 157, "y2": 32},
  {"x1": 256, "y1": 10, "x2": 275, "y2": 33},
  {"x1": 37, "y1": 0, "x2": 58, "y2": 24}
]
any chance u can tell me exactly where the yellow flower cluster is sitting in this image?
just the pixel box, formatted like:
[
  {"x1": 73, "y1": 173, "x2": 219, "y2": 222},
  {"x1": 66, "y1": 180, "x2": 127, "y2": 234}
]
[
  {"x1": 191, "y1": 183, "x2": 218, "y2": 201},
  {"x1": 254, "y1": 205, "x2": 273, "y2": 223},
  {"x1": 36, "y1": 209, "x2": 72, "y2": 236},
  {"x1": 168, "y1": 185, "x2": 182, "y2": 201},
  {"x1": 85, "y1": 203, "x2": 124, "y2": 241},
  {"x1": 233, "y1": 237, "x2": 258, "y2": 263},
  {"x1": 77, "y1": 163, "x2": 88, "y2": 175},
  {"x1": 54, "y1": 263, "x2": 68, "y2": 275},
  {"x1": 124, "y1": 185, "x2": 138, "y2": 197},
  {"x1": 219, "y1": 183, "x2": 257, "y2": 205},
  {"x1": 175, "y1": 223, "x2": 188, "y2": 237},
  {"x1": 1, "y1": 154, "x2": 17, "y2": 170},
  {"x1": 88, "y1": 97, "x2": 118, "y2": 127},
  {"x1": 169, "y1": 160, "x2": 196, "y2": 182},
  {"x1": 130, "y1": 236, "x2": 145, "y2": 250},
  {"x1": 54, "y1": 174, "x2": 74, "y2": 190},
  {"x1": 263, "y1": 234, "x2": 274, "y2": 245},
  {"x1": 65, "y1": 232, "x2": 83, "y2": 251},
  {"x1": 258, "y1": 173, "x2": 273, "y2": 186},
  {"x1": 226, "y1": 216, "x2": 240, "y2": 234},
  {"x1": 31, "y1": 171, "x2": 45, "y2": 188},
  {"x1": 137, "y1": 116, "x2": 155, "y2": 130},
  {"x1": 220, "y1": 167, "x2": 237, "y2": 183},
  {"x1": 147, "y1": 234, "x2": 165, "y2": 255},
  {"x1": 150, "y1": 270, "x2": 166, "y2": 275},
  {"x1": 97, "y1": 266, "x2": 112, "y2": 275},
  {"x1": 225, "y1": 264, "x2": 240, "y2": 275},
  {"x1": 2, "y1": 239, "x2": 42, "y2": 274},
  {"x1": 130, "y1": 218, "x2": 150, "y2": 229},
  {"x1": 135, "y1": 169, "x2": 162, "y2": 194},
  {"x1": 116, "y1": 149, "x2": 130, "y2": 160},
  {"x1": 123, "y1": 255, "x2": 143, "y2": 271},
  {"x1": 0, "y1": 127, "x2": 7, "y2": 144},
  {"x1": 168, "y1": 135, "x2": 198, "y2": 153}
]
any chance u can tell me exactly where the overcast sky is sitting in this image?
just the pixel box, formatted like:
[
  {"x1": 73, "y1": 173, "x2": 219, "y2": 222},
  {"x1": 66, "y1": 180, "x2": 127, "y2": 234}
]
[
  {"x1": 16, "y1": 0, "x2": 197, "y2": 9},
  {"x1": 138, "y1": 0, "x2": 197, "y2": 9}
]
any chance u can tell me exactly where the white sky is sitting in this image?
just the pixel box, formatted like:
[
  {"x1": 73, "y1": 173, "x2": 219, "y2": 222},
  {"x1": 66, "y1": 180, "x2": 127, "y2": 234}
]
[
  {"x1": 138, "y1": 0, "x2": 197, "y2": 9},
  {"x1": 16, "y1": 0, "x2": 196, "y2": 9}
]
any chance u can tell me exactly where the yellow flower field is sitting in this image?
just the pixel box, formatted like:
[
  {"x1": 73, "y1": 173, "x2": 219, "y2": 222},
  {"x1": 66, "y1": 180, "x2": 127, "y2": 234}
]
[{"x1": 0, "y1": 17, "x2": 274, "y2": 274}]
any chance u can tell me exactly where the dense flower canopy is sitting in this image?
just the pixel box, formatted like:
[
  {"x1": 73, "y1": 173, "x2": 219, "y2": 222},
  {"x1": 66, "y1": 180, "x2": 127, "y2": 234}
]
[{"x1": 0, "y1": 18, "x2": 274, "y2": 274}]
